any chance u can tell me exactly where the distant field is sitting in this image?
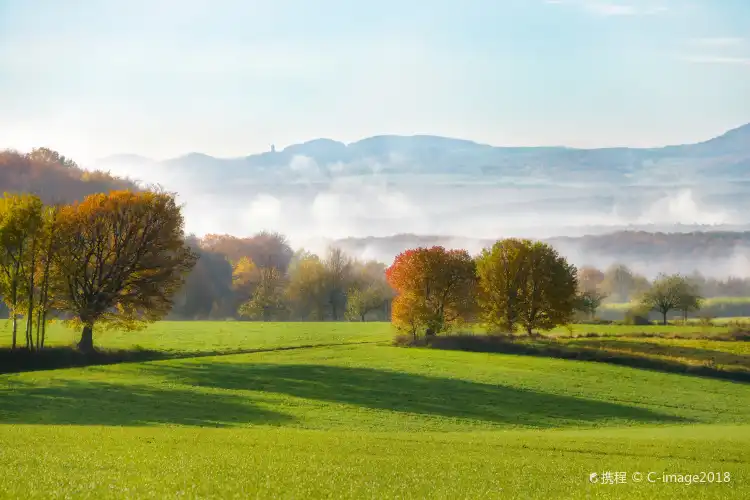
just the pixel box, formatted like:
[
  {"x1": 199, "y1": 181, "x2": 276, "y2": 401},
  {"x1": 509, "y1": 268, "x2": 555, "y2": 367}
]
[
  {"x1": 600, "y1": 297, "x2": 750, "y2": 321},
  {"x1": 0, "y1": 321, "x2": 394, "y2": 353},
  {"x1": 603, "y1": 297, "x2": 750, "y2": 311},
  {"x1": 1, "y1": 322, "x2": 749, "y2": 498}
]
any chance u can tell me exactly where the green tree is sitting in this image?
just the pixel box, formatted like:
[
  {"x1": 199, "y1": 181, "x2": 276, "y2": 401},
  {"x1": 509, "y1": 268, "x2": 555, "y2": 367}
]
[
  {"x1": 285, "y1": 254, "x2": 329, "y2": 320},
  {"x1": 239, "y1": 266, "x2": 287, "y2": 321},
  {"x1": 0, "y1": 193, "x2": 44, "y2": 350},
  {"x1": 639, "y1": 273, "x2": 698, "y2": 325},
  {"x1": 476, "y1": 239, "x2": 578, "y2": 335}
]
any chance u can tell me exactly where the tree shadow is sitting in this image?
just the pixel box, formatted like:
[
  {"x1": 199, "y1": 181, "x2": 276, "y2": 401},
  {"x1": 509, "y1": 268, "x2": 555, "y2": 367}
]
[
  {"x1": 572, "y1": 339, "x2": 749, "y2": 369},
  {"x1": 425, "y1": 335, "x2": 750, "y2": 382},
  {"x1": 144, "y1": 361, "x2": 688, "y2": 428},
  {"x1": 0, "y1": 380, "x2": 294, "y2": 427}
]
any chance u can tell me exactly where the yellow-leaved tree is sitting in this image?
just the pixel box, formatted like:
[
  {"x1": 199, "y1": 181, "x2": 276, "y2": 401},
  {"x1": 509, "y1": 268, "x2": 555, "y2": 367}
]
[{"x1": 51, "y1": 190, "x2": 197, "y2": 351}]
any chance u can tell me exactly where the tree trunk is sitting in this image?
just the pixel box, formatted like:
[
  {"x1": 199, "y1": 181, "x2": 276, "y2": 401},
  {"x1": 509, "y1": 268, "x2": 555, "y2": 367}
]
[
  {"x1": 35, "y1": 309, "x2": 41, "y2": 350},
  {"x1": 11, "y1": 312, "x2": 17, "y2": 350},
  {"x1": 78, "y1": 324, "x2": 94, "y2": 352},
  {"x1": 40, "y1": 311, "x2": 47, "y2": 349},
  {"x1": 662, "y1": 311, "x2": 668, "y2": 325},
  {"x1": 360, "y1": 313, "x2": 365, "y2": 322}
]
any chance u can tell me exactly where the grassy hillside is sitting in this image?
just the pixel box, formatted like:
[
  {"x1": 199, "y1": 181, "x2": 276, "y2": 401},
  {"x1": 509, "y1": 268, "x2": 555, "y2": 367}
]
[{"x1": 1, "y1": 323, "x2": 749, "y2": 498}]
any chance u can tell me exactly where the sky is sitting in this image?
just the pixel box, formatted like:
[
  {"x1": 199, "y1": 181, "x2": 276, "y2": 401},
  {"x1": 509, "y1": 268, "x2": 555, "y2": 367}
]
[{"x1": 1, "y1": 0, "x2": 749, "y2": 163}]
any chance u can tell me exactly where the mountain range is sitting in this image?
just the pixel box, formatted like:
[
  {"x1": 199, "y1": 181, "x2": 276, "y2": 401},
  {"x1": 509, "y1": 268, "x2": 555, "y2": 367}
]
[{"x1": 94, "y1": 123, "x2": 750, "y2": 183}]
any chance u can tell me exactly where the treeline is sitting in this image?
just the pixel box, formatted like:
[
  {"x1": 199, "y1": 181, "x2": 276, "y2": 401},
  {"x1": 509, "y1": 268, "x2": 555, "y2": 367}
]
[
  {"x1": 0, "y1": 148, "x2": 138, "y2": 203},
  {"x1": 0, "y1": 190, "x2": 196, "y2": 351},
  {"x1": 383, "y1": 241, "x2": 709, "y2": 337},
  {"x1": 551, "y1": 230, "x2": 750, "y2": 263},
  {"x1": 170, "y1": 233, "x2": 394, "y2": 322}
]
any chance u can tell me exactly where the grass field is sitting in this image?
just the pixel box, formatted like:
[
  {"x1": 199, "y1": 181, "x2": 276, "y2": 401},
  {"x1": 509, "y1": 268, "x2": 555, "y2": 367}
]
[{"x1": 1, "y1": 322, "x2": 749, "y2": 498}]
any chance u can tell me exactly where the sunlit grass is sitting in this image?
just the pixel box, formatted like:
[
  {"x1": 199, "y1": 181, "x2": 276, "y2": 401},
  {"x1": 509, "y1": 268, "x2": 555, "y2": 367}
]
[{"x1": 1, "y1": 322, "x2": 749, "y2": 498}]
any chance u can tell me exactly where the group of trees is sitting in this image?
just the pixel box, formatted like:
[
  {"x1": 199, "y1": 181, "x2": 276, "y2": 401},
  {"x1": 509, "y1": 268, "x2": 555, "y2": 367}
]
[
  {"x1": 384, "y1": 240, "x2": 714, "y2": 337},
  {"x1": 0, "y1": 148, "x2": 138, "y2": 204},
  {"x1": 0, "y1": 189, "x2": 197, "y2": 352},
  {"x1": 172, "y1": 236, "x2": 394, "y2": 323},
  {"x1": 385, "y1": 240, "x2": 579, "y2": 337}
]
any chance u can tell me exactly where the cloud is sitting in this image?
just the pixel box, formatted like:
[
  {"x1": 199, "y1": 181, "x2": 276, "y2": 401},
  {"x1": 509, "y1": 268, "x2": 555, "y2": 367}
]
[
  {"x1": 688, "y1": 37, "x2": 745, "y2": 48},
  {"x1": 679, "y1": 55, "x2": 750, "y2": 66},
  {"x1": 547, "y1": 0, "x2": 668, "y2": 16}
]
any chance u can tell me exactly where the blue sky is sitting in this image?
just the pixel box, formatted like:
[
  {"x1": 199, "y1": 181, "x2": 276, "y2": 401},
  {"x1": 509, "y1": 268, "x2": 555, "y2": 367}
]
[{"x1": 1, "y1": 0, "x2": 749, "y2": 163}]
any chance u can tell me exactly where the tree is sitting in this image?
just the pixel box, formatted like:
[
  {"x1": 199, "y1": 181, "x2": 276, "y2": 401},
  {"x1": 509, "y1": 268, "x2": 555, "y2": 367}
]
[
  {"x1": 322, "y1": 247, "x2": 353, "y2": 321},
  {"x1": 345, "y1": 260, "x2": 393, "y2": 322},
  {"x1": 51, "y1": 190, "x2": 197, "y2": 351},
  {"x1": 386, "y1": 246, "x2": 476, "y2": 338},
  {"x1": 578, "y1": 266, "x2": 605, "y2": 293},
  {"x1": 574, "y1": 289, "x2": 607, "y2": 320},
  {"x1": 476, "y1": 239, "x2": 578, "y2": 335},
  {"x1": 239, "y1": 266, "x2": 287, "y2": 321},
  {"x1": 285, "y1": 254, "x2": 329, "y2": 320},
  {"x1": 639, "y1": 273, "x2": 698, "y2": 325},
  {"x1": 171, "y1": 238, "x2": 234, "y2": 320},
  {"x1": 0, "y1": 193, "x2": 44, "y2": 349},
  {"x1": 231, "y1": 256, "x2": 260, "y2": 311},
  {"x1": 474, "y1": 239, "x2": 529, "y2": 333},
  {"x1": 677, "y1": 277, "x2": 703, "y2": 321}
]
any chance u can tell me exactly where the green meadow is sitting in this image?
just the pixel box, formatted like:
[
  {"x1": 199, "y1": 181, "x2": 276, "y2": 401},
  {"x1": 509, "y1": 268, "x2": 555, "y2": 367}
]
[{"x1": 1, "y1": 322, "x2": 749, "y2": 498}]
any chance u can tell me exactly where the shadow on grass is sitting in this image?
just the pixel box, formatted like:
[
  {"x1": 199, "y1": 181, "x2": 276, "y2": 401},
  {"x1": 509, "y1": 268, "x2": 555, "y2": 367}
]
[
  {"x1": 0, "y1": 379, "x2": 293, "y2": 427},
  {"x1": 142, "y1": 362, "x2": 688, "y2": 428},
  {"x1": 572, "y1": 339, "x2": 749, "y2": 367},
  {"x1": 417, "y1": 335, "x2": 750, "y2": 383},
  {"x1": 0, "y1": 342, "x2": 380, "y2": 375}
]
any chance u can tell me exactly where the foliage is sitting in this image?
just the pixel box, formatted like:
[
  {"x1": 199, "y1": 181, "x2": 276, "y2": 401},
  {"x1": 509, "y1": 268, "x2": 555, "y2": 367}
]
[
  {"x1": 476, "y1": 239, "x2": 578, "y2": 334},
  {"x1": 386, "y1": 246, "x2": 476, "y2": 337},
  {"x1": 51, "y1": 190, "x2": 197, "y2": 349},
  {"x1": 238, "y1": 266, "x2": 288, "y2": 321},
  {"x1": 639, "y1": 273, "x2": 703, "y2": 325}
]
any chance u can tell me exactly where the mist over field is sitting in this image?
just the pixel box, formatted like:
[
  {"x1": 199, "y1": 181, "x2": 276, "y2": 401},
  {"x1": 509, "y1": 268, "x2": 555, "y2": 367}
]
[{"x1": 91, "y1": 128, "x2": 750, "y2": 279}]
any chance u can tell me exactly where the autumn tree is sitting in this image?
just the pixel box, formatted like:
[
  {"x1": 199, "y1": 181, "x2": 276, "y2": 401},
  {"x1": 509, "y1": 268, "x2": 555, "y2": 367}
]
[
  {"x1": 639, "y1": 273, "x2": 700, "y2": 325},
  {"x1": 386, "y1": 246, "x2": 476, "y2": 338},
  {"x1": 285, "y1": 254, "x2": 329, "y2": 320},
  {"x1": 231, "y1": 256, "x2": 260, "y2": 310},
  {"x1": 575, "y1": 265, "x2": 608, "y2": 319},
  {"x1": 476, "y1": 239, "x2": 578, "y2": 335},
  {"x1": 578, "y1": 266, "x2": 605, "y2": 293},
  {"x1": 239, "y1": 266, "x2": 287, "y2": 321},
  {"x1": 51, "y1": 190, "x2": 197, "y2": 351}
]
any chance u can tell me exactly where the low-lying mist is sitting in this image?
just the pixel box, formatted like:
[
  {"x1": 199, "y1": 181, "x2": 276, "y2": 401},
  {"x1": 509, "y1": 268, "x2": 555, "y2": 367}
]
[{"x1": 93, "y1": 154, "x2": 750, "y2": 279}]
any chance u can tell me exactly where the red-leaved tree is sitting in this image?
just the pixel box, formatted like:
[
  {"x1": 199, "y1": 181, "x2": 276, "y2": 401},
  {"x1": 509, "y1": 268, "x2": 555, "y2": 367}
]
[{"x1": 385, "y1": 246, "x2": 476, "y2": 338}]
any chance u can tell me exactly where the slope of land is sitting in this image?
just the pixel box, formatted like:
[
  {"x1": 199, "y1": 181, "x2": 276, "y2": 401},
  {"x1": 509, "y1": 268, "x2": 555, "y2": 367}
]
[{"x1": 1, "y1": 323, "x2": 748, "y2": 498}]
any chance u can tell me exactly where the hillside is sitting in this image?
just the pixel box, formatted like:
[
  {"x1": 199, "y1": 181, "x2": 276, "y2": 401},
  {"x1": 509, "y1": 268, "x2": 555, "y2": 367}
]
[
  {"x1": 0, "y1": 149, "x2": 138, "y2": 203},
  {"x1": 94, "y1": 122, "x2": 750, "y2": 182}
]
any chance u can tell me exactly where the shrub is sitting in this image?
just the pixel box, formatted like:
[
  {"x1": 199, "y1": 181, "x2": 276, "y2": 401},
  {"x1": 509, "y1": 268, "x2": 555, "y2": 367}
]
[{"x1": 623, "y1": 309, "x2": 651, "y2": 326}]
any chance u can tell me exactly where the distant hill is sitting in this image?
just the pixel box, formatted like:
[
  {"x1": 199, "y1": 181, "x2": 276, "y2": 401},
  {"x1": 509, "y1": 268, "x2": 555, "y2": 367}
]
[
  {"x1": 0, "y1": 149, "x2": 138, "y2": 204},
  {"x1": 92, "y1": 123, "x2": 750, "y2": 182}
]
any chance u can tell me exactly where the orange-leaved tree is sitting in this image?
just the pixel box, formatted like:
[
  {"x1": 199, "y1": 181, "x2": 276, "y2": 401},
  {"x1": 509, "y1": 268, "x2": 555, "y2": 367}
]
[
  {"x1": 52, "y1": 190, "x2": 197, "y2": 351},
  {"x1": 385, "y1": 246, "x2": 476, "y2": 338}
]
